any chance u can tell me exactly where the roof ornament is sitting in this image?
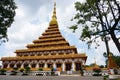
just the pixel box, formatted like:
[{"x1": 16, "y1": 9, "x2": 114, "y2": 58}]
[{"x1": 49, "y1": 0, "x2": 58, "y2": 26}]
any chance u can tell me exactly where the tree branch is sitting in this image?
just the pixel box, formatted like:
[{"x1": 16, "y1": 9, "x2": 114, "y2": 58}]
[
  {"x1": 101, "y1": 2, "x2": 111, "y2": 32},
  {"x1": 107, "y1": 0, "x2": 116, "y2": 21},
  {"x1": 114, "y1": 0, "x2": 120, "y2": 14},
  {"x1": 112, "y1": 15, "x2": 120, "y2": 30}
]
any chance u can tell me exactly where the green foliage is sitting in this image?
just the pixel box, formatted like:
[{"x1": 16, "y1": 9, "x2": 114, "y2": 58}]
[
  {"x1": 13, "y1": 67, "x2": 18, "y2": 71},
  {"x1": 19, "y1": 68, "x2": 24, "y2": 72},
  {"x1": 79, "y1": 65, "x2": 84, "y2": 76},
  {"x1": 113, "y1": 55, "x2": 120, "y2": 67},
  {"x1": 25, "y1": 66, "x2": 30, "y2": 73},
  {"x1": 93, "y1": 68, "x2": 101, "y2": 74},
  {"x1": 99, "y1": 65, "x2": 104, "y2": 68},
  {"x1": 70, "y1": 0, "x2": 120, "y2": 51},
  {"x1": 0, "y1": 69, "x2": 6, "y2": 75},
  {"x1": 38, "y1": 68, "x2": 43, "y2": 71},
  {"x1": 103, "y1": 75, "x2": 109, "y2": 80},
  {"x1": 93, "y1": 68, "x2": 102, "y2": 76},
  {"x1": 0, "y1": 0, "x2": 17, "y2": 44}
]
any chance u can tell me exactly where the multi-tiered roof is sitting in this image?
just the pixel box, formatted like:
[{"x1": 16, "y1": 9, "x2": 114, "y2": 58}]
[{"x1": 1, "y1": 1, "x2": 87, "y2": 61}]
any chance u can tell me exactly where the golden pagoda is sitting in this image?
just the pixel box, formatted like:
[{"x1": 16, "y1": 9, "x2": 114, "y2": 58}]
[
  {"x1": 1, "y1": 1, "x2": 87, "y2": 73},
  {"x1": 108, "y1": 53, "x2": 118, "y2": 69}
]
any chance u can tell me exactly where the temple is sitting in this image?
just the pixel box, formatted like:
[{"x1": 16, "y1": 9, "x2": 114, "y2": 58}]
[{"x1": 1, "y1": 1, "x2": 87, "y2": 73}]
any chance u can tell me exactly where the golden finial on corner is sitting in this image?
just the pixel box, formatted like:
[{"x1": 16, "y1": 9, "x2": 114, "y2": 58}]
[{"x1": 49, "y1": 0, "x2": 58, "y2": 26}]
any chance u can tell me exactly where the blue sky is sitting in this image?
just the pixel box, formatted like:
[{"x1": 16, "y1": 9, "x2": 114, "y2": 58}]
[{"x1": 0, "y1": 0, "x2": 119, "y2": 66}]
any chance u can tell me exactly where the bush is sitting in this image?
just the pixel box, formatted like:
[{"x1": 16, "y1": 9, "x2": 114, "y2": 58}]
[
  {"x1": 38, "y1": 68, "x2": 43, "y2": 71},
  {"x1": 20, "y1": 68, "x2": 24, "y2": 73},
  {"x1": 93, "y1": 68, "x2": 102, "y2": 76},
  {"x1": 93, "y1": 68, "x2": 101, "y2": 74},
  {"x1": 25, "y1": 66, "x2": 30, "y2": 73},
  {"x1": 0, "y1": 69, "x2": 6, "y2": 75}
]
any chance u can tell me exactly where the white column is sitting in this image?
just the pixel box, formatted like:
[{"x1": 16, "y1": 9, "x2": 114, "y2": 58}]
[
  {"x1": 21, "y1": 63, "x2": 24, "y2": 68},
  {"x1": 53, "y1": 62, "x2": 56, "y2": 68},
  {"x1": 7, "y1": 64, "x2": 10, "y2": 68},
  {"x1": 62, "y1": 62, "x2": 65, "y2": 71},
  {"x1": 44, "y1": 63, "x2": 47, "y2": 68},
  {"x1": 14, "y1": 64, "x2": 17, "y2": 68},
  {"x1": 36, "y1": 63, "x2": 39, "y2": 68},
  {"x1": 29, "y1": 64, "x2": 31, "y2": 68},
  {"x1": 72, "y1": 61, "x2": 75, "y2": 71},
  {"x1": 1, "y1": 64, "x2": 3, "y2": 68}
]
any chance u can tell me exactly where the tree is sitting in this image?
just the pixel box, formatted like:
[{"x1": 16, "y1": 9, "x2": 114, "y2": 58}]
[
  {"x1": 99, "y1": 65, "x2": 104, "y2": 68},
  {"x1": 0, "y1": 0, "x2": 17, "y2": 44},
  {"x1": 70, "y1": 0, "x2": 120, "y2": 52}
]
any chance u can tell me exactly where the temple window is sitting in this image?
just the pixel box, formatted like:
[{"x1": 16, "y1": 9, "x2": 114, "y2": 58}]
[
  {"x1": 38, "y1": 54, "x2": 42, "y2": 56},
  {"x1": 39, "y1": 63, "x2": 44, "y2": 68},
  {"x1": 59, "y1": 53, "x2": 64, "y2": 55},
  {"x1": 10, "y1": 64, "x2": 14, "y2": 68},
  {"x1": 51, "y1": 53, "x2": 56, "y2": 55},
  {"x1": 31, "y1": 54, "x2": 34, "y2": 56},
  {"x1": 44, "y1": 54, "x2": 48, "y2": 56},
  {"x1": 17, "y1": 64, "x2": 21, "y2": 68},
  {"x1": 31, "y1": 63, "x2": 36, "y2": 68},
  {"x1": 24, "y1": 55, "x2": 28, "y2": 56},
  {"x1": 47, "y1": 63, "x2": 53, "y2": 68},
  {"x1": 56, "y1": 63, "x2": 61, "y2": 68},
  {"x1": 3, "y1": 64, "x2": 8, "y2": 68},
  {"x1": 24, "y1": 64, "x2": 29, "y2": 68}
]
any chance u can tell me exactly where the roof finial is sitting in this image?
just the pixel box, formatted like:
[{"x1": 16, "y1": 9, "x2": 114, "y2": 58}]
[{"x1": 49, "y1": 0, "x2": 58, "y2": 26}]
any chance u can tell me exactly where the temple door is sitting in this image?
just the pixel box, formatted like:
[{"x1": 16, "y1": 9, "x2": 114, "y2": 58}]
[
  {"x1": 75, "y1": 63, "x2": 81, "y2": 71},
  {"x1": 56, "y1": 63, "x2": 61, "y2": 68},
  {"x1": 65, "y1": 63, "x2": 71, "y2": 71}
]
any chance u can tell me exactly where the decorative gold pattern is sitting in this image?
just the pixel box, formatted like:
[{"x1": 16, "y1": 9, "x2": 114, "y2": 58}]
[
  {"x1": 15, "y1": 46, "x2": 76, "y2": 53},
  {"x1": 1, "y1": 54, "x2": 87, "y2": 61},
  {"x1": 27, "y1": 41, "x2": 69, "y2": 47}
]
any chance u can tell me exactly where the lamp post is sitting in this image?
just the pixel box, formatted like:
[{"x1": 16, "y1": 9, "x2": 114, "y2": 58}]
[{"x1": 103, "y1": 36, "x2": 110, "y2": 68}]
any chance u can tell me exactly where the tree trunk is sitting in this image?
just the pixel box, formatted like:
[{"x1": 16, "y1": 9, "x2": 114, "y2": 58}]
[{"x1": 110, "y1": 31, "x2": 120, "y2": 53}]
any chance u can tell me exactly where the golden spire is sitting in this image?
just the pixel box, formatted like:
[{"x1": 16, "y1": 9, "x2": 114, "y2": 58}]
[
  {"x1": 108, "y1": 53, "x2": 118, "y2": 69},
  {"x1": 49, "y1": 0, "x2": 58, "y2": 26}
]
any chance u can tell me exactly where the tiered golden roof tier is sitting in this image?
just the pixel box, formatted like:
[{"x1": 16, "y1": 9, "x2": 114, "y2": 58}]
[{"x1": 1, "y1": 54, "x2": 87, "y2": 61}]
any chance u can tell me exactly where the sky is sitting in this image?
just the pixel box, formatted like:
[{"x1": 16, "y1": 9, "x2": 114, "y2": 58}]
[{"x1": 0, "y1": 0, "x2": 119, "y2": 66}]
